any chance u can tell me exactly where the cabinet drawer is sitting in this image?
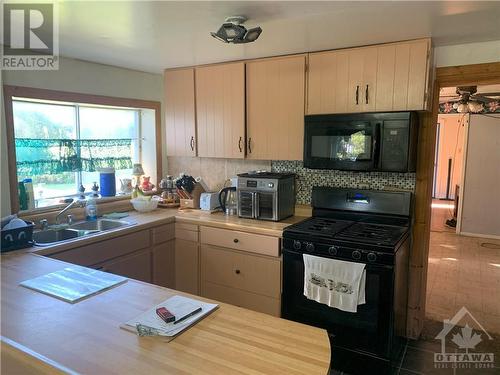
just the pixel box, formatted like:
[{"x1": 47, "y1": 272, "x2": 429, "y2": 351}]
[
  {"x1": 175, "y1": 224, "x2": 199, "y2": 242},
  {"x1": 201, "y1": 244, "x2": 281, "y2": 298},
  {"x1": 152, "y1": 223, "x2": 175, "y2": 245},
  {"x1": 201, "y1": 281, "x2": 281, "y2": 317},
  {"x1": 50, "y1": 230, "x2": 150, "y2": 267},
  {"x1": 200, "y1": 226, "x2": 280, "y2": 257}
]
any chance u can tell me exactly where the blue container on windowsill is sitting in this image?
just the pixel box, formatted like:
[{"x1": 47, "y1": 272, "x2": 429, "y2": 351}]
[{"x1": 99, "y1": 168, "x2": 116, "y2": 197}]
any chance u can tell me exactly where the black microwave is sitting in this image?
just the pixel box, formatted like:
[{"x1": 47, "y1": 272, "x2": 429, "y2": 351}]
[{"x1": 303, "y1": 112, "x2": 418, "y2": 172}]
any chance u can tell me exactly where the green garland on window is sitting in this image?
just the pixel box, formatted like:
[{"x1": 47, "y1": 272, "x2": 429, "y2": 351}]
[{"x1": 15, "y1": 138, "x2": 134, "y2": 175}]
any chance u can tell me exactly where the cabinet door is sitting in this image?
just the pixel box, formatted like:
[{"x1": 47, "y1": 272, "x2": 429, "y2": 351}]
[
  {"x1": 152, "y1": 240, "x2": 175, "y2": 288},
  {"x1": 376, "y1": 39, "x2": 431, "y2": 111},
  {"x1": 175, "y1": 239, "x2": 199, "y2": 295},
  {"x1": 246, "y1": 55, "x2": 305, "y2": 160},
  {"x1": 307, "y1": 50, "x2": 349, "y2": 114},
  {"x1": 103, "y1": 249, "x2": 152, "y2": 283},
  {"x1": 195, "y1": 62, "x2": 245, "y2": 158},
  {"x1": 165, "y1": 68, "x2": 197, "y2": 156},
  {"x1": 348, "y1": 47, "x2": 378, "y2": 112}
]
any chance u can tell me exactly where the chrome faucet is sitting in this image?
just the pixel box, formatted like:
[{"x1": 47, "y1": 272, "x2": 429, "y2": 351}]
[{"x1": 55, "y1": 199, "x2": 85, "y2": 224}]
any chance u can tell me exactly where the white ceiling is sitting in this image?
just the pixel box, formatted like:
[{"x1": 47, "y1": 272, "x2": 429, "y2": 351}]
[{"x1": 52, "y1": 1, "x2": 500, "y2": 73}]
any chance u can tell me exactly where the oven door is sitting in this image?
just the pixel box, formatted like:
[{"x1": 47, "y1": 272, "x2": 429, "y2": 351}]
[
  {"x1": 255, "y1": 192, "x2": 276, "y2": 221},
  {"x1": 238, "y1": 190, "x2": 255, "y2": 218},
  {"x1": 281, "y1": 248, "x2": 394, "y2": 357},
  {"x1": 304, "y1": 116, "x2": 379, "y2": 170}
]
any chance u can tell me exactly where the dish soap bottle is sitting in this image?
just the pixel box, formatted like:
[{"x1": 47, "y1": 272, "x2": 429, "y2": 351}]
[{"x1": 85, "y1": 198, "x2": 98, "y2": 221}]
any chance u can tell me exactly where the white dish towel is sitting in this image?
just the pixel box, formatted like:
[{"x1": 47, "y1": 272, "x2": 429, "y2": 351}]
[{"x1": 303, "y1": 254, "x2": 366, "y2": 313}]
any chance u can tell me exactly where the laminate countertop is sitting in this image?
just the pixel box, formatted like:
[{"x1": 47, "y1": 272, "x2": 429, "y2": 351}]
[{"x1": 1, "y1": 253, "x2": 330, "y2": 374}]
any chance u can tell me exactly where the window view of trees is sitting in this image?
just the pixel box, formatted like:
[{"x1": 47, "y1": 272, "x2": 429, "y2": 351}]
[{"x1": 13, "y1": 100, "x2": 139, "y2": 208}]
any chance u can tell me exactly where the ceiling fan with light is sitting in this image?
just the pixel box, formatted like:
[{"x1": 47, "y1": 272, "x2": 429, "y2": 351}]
[{"x1": 439, "y1": 86, "x2": 500, "y2": 113}]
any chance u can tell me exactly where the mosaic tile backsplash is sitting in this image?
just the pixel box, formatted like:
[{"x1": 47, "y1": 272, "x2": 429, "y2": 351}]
[{"x1": 271, "y1": 161, "x2": 416, "y2": 205}]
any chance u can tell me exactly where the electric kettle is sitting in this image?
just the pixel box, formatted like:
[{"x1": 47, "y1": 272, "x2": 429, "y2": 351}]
[{"x1": 219, "y1": 186, "x2": 237, "y2": 215}]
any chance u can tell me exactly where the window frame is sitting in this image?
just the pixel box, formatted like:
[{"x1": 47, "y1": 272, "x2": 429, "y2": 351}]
[{"x1": 3, "y1": 85, "x2": 162, "y2": 214}]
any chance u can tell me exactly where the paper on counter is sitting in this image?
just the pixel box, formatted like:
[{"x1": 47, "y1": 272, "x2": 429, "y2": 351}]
[{"x1": 124, "y1": 295, "x2": 218, "y2": 337}]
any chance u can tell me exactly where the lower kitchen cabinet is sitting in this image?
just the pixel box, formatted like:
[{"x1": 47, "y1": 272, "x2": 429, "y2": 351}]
[
  {"x1": 152, "y1": 240, "x2": 175, "y2": 288},
  {"x1": 200, "y1": 243, "x2": 281, "y2": 316},
  {"x1": 102, "y1": 248, "x2": 152, "y2": 283},
  {"x1": 175, "y1": 239, "x2": 199, "y2": 295}
]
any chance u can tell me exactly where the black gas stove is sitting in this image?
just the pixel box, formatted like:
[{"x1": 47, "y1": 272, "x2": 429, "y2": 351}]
[{"x1": 281, "y1": 187, "x2": 412, "y2": 374}]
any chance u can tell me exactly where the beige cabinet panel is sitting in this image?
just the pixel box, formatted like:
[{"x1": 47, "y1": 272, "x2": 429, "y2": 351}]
[
  {"x1": 152, "y1": 240, "x2": 175, "y2": 288},
  {"x1": 200, "y1": 226, "x2": 280, "y2": 257},
  {"x1": 246, "y1": 55, "x2": 305, "y2": 160},
  {"x1": 407, "y1": 39, "x2": 431, "y2": 110},
  {"x1": 308, "y1": 38, "x2": 431, "y2": 114},
  {"x1": 195, "y1": 62, "x2": 245, "y2": 158},
  {"x1": 164, "y1": 68, "x2": 197, "y2": 156},
  {"x1": 175, "y1": 239, "x2": 199, "y2": 295},
  {"x1": 347, "y1": 47, "x2": 378, "y2": 112},
  {"x1": 201, "y1": 281, "x2": 281, "y2": 317},
  {"x1": 200, "y1": 244, "x2": 281, "y2": 298},
  {"x1": 103, "y1": 249, "x2": 152, "y2": 283},
  {"x1": 49, "y1": 230, "x2": 150, "y2": 267},
  {"x1": 376, "y1": 39, "x2": 431, "y2": 111},
  {"x1": 307, "y1": 50, "x2": 349, "y2": 114}
]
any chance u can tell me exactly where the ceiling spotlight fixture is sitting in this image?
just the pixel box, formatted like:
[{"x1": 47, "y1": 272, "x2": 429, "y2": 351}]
[{"x1": 211, "y1": 16, "x2": 262, "y2": 44}]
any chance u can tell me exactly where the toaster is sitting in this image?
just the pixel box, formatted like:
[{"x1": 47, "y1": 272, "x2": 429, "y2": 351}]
[{"x1": 199, "y1": 192, "x2": 220, "y2": 211}]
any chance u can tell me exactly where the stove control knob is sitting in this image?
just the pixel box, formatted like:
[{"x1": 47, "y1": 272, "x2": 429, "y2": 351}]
[
  {"x1": 293, "y1": 240, "x2": 302, "y2": 250},
  {"x1": 268, "y1": 182, "x2": 274, "y2": 188},
  {"x1": 328, "y1": 246, "x2": 338, "y2": 256},
  {"x1": 367, "y1": 252, "x2": 377, "y2": 262},
  {"x1": 306, "y1": 243, "x2": 315, "y2": 252},
  {"x1": 352, "y1": 250, "x2": 362, "y2": 260}
]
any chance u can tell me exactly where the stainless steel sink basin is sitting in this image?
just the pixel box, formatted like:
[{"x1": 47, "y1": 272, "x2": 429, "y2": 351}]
[
  {"x1": 69, "y1": 219, "x2": 130, "y2": 231},
  {"x1": 33, "y1": 219, "x2": 132, "y2": 246}
]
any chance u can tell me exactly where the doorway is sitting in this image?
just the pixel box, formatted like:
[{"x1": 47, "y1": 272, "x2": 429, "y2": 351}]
[{"x1": 425, "y1": 84, "x2": 500, "y2": 334}]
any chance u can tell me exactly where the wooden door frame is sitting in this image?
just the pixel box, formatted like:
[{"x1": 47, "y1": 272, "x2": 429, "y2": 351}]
[{"x1": 407, "y1": 61, "x2": 500, "y2": 338}]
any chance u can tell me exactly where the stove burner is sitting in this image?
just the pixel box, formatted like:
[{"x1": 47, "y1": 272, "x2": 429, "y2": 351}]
[
  {"x1": 286, "y1": 218, "x2": 354, "y2": 237},
  {"x1": 335, "y1": 223, "x2": 407, "y2": 246}
]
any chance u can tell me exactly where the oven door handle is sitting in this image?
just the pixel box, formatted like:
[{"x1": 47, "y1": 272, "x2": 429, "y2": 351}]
[
  {"x1": 252, "y1": 192, "x2": 259, "y2": 219},
  {"x1": 282, "y1": 248, "x2": 393, "y2": 270}
]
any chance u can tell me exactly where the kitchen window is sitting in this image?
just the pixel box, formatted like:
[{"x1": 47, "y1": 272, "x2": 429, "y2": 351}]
[{"x1": 4, "y1": 86, "x2": 162, "y2": 213}]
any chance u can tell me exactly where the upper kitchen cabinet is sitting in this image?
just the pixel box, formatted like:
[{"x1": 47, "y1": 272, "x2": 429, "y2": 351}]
[
  {"x1": 246, "y1": 55, "x2": 306, "y2": 161},
  {"x1": 375, "y1": 39, "x2": 431, "y2": 111},
  {"x1": 307, "y1": 38, "x2": 431, "y2": 114},
  {"x1": 195, "y1": 62, "x2": 245, "y2": 159},
  {"x1": 165, "y1": 68, "x2": 197, "y2": 156}
]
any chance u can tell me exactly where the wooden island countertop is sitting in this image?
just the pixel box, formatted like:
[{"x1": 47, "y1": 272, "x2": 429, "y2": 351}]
[{"x1": 1, "y1": 253, "x2": 330, "y2": 374}]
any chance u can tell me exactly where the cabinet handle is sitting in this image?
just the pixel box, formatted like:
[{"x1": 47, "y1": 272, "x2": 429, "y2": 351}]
[
  {"x1": 235, "y1": 269, "x2": 241, "y2": 275},
  {"x1": 190, "y1": 136, "x2": 195, "y2": 151},
  {"x1": 238, "y1": 137, "x2": 243, "y2": 153},
  {"x1": 365, "y1": 85, "x2": 369, "y2": 104},
  {"x1": 248, "y1": 138, "x2": 252, "y2": 153},
  {"x1": 233, "y1": 238, "x2": 239, "y2": 243},
  {"x1": 355, "y1": 85, "x2": 359, "y2": 105}
]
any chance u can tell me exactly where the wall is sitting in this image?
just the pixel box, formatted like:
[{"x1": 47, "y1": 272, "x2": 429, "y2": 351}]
[
  {"x1": 166, "y1": 157, "x2": 271, "y2": 191},
  {"x1": 433, "y1": 114, "x2": 467, "y2": 199},
  {"x1": 1, "y1": 57, "x2": 164, "y2": 216},
  {"x1": 459, "y1": 114, "x2": 500, "y2": 237},
  {"x1": 434, "y1": 40, "x2": 500, "y2": 67}
]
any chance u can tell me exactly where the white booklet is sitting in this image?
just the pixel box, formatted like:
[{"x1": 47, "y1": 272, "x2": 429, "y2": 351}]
[
  {"x1": 20, "y1": 266, "x2": 127, "y2": 303},
  {"x1": 124, "y1": 295, "x2": 218, "y2": 337}
]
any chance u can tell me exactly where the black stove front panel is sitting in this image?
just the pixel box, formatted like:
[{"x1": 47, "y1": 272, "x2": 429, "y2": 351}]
[{"x1": 282, "y1": 238, "x2": 396, "y2": 265}]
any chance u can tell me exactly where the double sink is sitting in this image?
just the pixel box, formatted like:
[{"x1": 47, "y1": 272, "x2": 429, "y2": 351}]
[{"x1": 33, "y1": 219, "x2": 132, "y2": 246}]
